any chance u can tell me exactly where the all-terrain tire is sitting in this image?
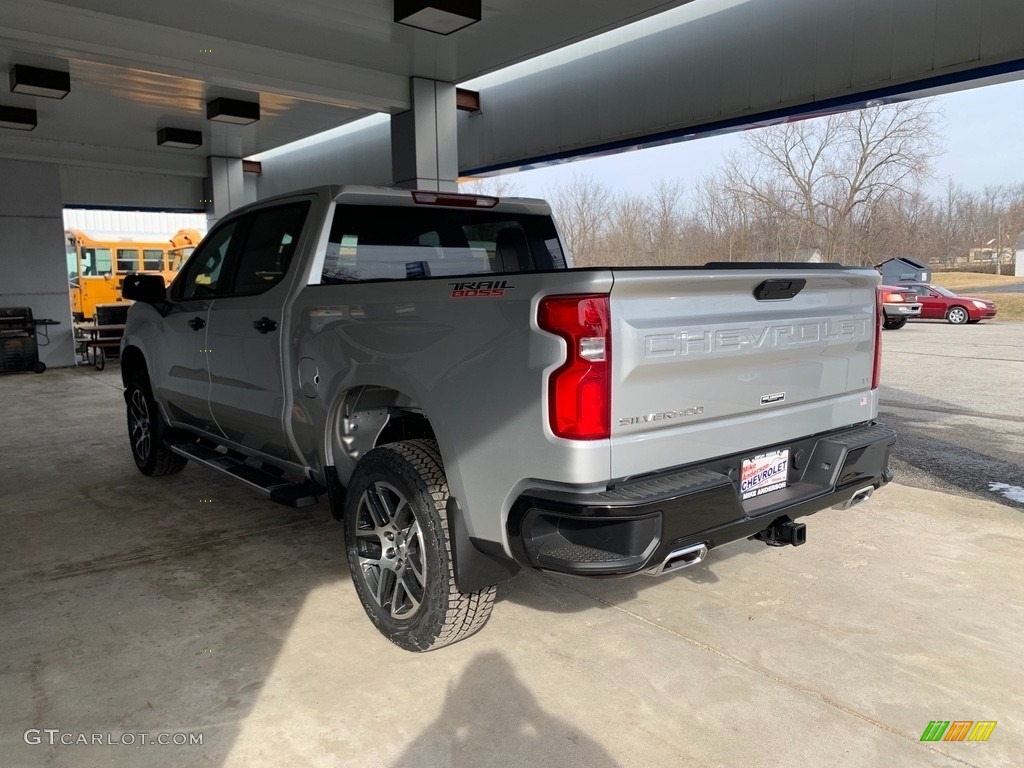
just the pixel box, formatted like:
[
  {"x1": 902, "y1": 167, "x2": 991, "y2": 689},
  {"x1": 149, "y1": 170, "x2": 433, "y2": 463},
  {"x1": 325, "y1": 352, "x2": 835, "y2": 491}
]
[
  {"x1": 125, "y1": 372, "x2": 188, "y2": 476},
  {"x1": 344, "y1": 439, "x2": 495, "y2": 651}
]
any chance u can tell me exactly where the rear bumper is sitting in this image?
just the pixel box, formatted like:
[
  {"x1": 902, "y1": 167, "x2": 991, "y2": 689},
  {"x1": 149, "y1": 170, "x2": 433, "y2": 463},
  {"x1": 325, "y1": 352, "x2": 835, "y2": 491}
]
[
  {"x1": 884, "y1": 301, "x2": 921, "y2": 318},
  {"x1": 508, "y1": 422, "x2": 896, "y2": 577}
]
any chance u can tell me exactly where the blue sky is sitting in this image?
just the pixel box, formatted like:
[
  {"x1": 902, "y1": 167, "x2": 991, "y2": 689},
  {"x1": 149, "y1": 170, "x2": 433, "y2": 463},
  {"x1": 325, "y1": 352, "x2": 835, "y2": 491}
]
[{"x1": 492, "y1": 78, "x2": 1024, "y2": 201}]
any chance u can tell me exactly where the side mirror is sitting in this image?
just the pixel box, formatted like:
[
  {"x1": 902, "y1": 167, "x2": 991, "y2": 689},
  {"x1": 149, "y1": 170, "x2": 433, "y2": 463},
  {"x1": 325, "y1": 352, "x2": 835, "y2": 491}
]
[{"x1": 122, "y1": 273, "x2": 167, "y2": 303}]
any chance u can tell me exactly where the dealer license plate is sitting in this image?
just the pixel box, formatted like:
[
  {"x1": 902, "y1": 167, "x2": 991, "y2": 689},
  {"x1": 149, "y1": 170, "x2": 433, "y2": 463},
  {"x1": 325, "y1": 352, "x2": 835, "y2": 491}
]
[{"x1": 740, "y1": 449, "x2": 790, "y2": 500}]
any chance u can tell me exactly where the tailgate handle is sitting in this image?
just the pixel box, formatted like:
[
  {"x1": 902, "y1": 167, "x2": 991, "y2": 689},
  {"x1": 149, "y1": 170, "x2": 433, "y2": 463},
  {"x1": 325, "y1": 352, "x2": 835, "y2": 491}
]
[{"x1": 753, "y1": 279, "x2": 806, "y2": 301}]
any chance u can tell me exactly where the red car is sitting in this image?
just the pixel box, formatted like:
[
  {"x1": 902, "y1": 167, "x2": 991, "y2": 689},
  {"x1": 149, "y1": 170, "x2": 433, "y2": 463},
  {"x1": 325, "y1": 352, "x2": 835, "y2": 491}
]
[{"x1": 897, "y1": 283, "x2": 998, "y2": 325}]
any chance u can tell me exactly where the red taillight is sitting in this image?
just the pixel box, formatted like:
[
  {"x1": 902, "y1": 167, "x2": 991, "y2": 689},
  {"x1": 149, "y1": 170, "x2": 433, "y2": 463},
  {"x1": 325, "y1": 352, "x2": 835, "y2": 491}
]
[
  {"x1": 538, "y1": 294, "x2": 611, "y2": 440},
  {"x1": 411, "y1": 190, "x2": 499, "y2": 208},
  {"x1": 882, "y1": 291, "x2": 904, "y2": 303},
  {"x1": 872, "y1": 287, "x2": 883, "y2": 389}
]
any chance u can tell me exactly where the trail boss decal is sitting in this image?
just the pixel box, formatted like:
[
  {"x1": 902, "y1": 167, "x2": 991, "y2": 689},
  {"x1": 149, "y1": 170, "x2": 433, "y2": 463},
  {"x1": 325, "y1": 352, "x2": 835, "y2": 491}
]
[{"x1": 449, "y1": 280, "x2": 513, "y2": 298}]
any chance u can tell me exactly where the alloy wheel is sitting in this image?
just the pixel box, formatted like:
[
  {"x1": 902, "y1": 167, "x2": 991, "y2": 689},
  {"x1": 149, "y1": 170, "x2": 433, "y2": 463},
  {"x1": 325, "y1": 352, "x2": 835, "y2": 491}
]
[
  {"x1": 129, "y1": 387, "x2": 151, "y2": 462},
  {"x1": 354, "y1": 481, "x2": 427, "y2": 620}
]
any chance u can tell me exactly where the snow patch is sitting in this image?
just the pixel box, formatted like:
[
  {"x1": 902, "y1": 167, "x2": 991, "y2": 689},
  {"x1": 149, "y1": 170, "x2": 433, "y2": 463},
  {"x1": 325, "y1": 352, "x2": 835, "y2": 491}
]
[{"x1": 988, "y1": 482, "x2": 1024, "y2": 504}]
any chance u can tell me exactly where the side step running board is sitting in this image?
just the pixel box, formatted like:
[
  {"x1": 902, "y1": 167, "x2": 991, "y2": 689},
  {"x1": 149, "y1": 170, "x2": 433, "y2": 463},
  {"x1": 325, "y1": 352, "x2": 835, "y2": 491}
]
[{"x1": 169, "y1": 442, "x2": 323, "y2": 508}]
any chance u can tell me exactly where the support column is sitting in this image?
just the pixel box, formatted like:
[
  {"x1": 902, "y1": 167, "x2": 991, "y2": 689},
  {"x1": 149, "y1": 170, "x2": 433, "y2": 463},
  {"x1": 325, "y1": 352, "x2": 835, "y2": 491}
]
[
  {"x1": 391, "y1": 77, "x2": 458, "y2": 192},
  {"x1": 205, "y1": 156, "x2": 246, "y2": 225},
  {"x1": 0, "y1": 159, "x2": 76, "y2": 368}
]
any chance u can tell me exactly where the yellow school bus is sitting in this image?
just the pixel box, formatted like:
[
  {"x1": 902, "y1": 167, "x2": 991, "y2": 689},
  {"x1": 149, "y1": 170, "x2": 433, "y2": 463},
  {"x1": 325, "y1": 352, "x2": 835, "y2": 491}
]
[{"x1": 67, "y1": 228, "x2": 202, "y2": 321}]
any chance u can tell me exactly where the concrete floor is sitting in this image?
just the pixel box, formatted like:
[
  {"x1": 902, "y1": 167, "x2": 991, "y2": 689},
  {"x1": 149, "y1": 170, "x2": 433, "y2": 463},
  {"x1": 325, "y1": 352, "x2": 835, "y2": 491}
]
[
  {"x1": 1, "y1": 355, "x2": 1022, "y2": 768},
  {"x1": 880, "y1": 320, "x2": 1024, "y2": 508}
]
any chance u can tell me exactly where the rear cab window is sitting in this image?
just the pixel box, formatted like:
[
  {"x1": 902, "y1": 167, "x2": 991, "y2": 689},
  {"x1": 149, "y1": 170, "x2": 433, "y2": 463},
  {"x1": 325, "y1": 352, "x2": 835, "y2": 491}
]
[{"x1": 320, "y1": 204, "x2": 565, "y2": 284}]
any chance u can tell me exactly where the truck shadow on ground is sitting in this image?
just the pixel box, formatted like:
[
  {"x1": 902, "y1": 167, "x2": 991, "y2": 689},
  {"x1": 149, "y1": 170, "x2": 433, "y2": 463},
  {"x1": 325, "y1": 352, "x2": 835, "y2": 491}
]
[
  {"x1": 879, "y1": 384, "x2": 1024, "y2": 510},
  {"x1": 389, "y1": 651, "x2": 620, "y2": 768}
]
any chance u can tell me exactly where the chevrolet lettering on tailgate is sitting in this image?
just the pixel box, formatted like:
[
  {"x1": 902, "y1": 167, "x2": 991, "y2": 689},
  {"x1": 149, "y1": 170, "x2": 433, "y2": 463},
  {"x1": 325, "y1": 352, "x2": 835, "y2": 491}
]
[{"x1": 644, "y1": 318, "x2": 869, "y2": 358}]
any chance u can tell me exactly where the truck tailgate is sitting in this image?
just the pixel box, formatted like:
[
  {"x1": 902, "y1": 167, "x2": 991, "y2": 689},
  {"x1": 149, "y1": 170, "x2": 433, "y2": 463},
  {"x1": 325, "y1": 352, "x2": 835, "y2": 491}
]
[{"x1": 609, "y1": 267, "x2": 879, "y2": 479}]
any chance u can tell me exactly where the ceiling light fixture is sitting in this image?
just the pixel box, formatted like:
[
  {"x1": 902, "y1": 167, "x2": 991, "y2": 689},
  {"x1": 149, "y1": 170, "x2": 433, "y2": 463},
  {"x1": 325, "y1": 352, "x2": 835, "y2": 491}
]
[
  {"x1": 0, "y1": 105, "x2": 37, "y2": 131},
  {"x1": 206, "y1": 97, "x2": 260, "y2": 125},
  {"x1": 157, "y1": 127, "x2": 203, "y2": 149},
  {"x1": 9, "y1": 65, "x2": 70, "y2": 99},
  {"x1": 394, "y1": 0, "x2": 481, "y2": 35}
]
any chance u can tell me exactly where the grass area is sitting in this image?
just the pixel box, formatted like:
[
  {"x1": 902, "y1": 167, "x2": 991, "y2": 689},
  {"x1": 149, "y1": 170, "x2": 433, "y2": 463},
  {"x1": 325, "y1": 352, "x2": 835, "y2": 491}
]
[
  {"x1": 968, "y1": 293, "x2": 1024, "y2": 321},
  {"x1": 931, "y1": 271, "x2": 1024, "y2": 290},
  {"x1": 928, "y1": 272, "x2": 1024, "y2": 320}
]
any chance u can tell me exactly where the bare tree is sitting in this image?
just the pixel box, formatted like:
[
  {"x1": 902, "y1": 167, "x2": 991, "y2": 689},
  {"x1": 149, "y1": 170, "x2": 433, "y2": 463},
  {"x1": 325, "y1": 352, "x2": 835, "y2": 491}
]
[
  {"x1": 645, "y1": 179, "x2": 687, "y2": 264},
  {"x1": 459, "y1": 176, "x2": 522, "y2": 197},
  {"x1": 545, "y1": 173, "x2": 613, "y2": 266},
  {"x1": 932, "y1": 180, "x2": 972, "y2": 266},
  {"x1": 603, "y1": 193, "x2": 650, "y2": 266},
  {"x1": 723, "y1": 101, "x2": 941, "y2": 264}
]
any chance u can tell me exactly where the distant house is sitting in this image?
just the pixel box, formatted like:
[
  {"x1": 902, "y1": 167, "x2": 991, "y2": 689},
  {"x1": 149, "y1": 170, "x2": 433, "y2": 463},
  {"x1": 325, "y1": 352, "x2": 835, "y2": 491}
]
[
  {"x1": 793, "y1": 247, "x2": 823, "y2": 263},
  {"x1": 876, "y1": 257, "x2": 930, "y2": 283},
  {"x1": 755, "y1": 247, "x2": 823, "y2": 263}
]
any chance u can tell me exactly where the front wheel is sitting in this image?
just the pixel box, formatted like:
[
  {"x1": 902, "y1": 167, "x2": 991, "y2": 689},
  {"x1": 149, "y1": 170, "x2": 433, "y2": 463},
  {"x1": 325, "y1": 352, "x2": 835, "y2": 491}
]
[
  {"x1": 882, "y1": 317, "x2": 907, "y2": 330},
  {"x1": 125, "y1": 373, "x2": 187, "y2": 476},
  {"x1": 946, "y1": 306, "x2": 969, "y2": 325},
  {"x1": 344, "y1": 440, "x2": 495, "y2": 651}
]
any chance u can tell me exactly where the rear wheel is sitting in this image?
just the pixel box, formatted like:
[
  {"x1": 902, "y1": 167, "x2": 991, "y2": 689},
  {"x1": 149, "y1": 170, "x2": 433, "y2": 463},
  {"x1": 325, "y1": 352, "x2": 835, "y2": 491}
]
[
  {"x1": 946, "y1": 306, "x2": 969, "y2": 325},
  {"x1": 882, "y1": 317, "x2": 907, "y2": 330},
  {"x1": 126, "y1": 372, "x2": 187, "y2": 476},
  {"x1": 344, "y1": 439, "x2": 495, "y2": 651}
]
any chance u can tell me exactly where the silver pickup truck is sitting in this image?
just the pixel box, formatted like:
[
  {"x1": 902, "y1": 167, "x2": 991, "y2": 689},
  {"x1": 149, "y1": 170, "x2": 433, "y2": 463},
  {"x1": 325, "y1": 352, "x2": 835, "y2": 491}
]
[{"x1": 120, "y1": 185, "x2": 895, "y2": 651}]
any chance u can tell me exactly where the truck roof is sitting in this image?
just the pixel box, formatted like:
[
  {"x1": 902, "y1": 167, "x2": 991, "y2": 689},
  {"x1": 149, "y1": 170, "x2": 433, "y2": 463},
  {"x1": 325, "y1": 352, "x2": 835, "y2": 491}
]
[{"x1": 234, "y1": 184, "x2": 553, "y2": 217}]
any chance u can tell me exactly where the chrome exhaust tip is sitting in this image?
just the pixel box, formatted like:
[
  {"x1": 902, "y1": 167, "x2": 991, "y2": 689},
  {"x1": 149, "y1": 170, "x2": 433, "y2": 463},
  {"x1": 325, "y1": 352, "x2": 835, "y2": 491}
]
[
  {"x1": 645, "y1": 543, "x2": 708, "y2": 576},
  {"x1": 832, "y1": 484, "x2": 875, "y2": 510}
]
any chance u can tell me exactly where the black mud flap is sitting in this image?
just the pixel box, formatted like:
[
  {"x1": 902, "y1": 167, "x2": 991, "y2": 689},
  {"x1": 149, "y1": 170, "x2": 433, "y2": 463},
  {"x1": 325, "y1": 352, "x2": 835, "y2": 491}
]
[{"x1": 446, "y1": 498, "x2": 520, "y2": 593}]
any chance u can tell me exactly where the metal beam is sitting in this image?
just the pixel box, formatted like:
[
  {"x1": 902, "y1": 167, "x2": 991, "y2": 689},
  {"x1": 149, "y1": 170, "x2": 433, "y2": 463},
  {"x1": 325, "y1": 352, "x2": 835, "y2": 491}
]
[
  {"x1": 458, "y1": 0, "x2": 1024, "y2": 175},
  {"x1": 0, "y1": 134, "x2": 208, "y2": 176},
  {"x1": 0, "y1": 0, "x2": 410, "y2": 113}
]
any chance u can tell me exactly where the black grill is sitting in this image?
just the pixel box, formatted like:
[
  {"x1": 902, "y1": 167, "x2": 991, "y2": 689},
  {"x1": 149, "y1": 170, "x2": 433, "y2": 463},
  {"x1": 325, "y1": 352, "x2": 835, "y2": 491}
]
[{"x1": 0, "y1": 307, "x2": 49, "y2": 374}]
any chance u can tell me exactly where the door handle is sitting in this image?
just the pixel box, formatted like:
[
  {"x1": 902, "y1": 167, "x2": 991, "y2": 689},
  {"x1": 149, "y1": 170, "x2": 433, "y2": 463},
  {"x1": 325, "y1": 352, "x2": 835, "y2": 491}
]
[
  {"x1": 253, "y1": 316, "x2": 278, "y2": 334},
  {"x1": 188, "y1": 316, "x2": 206, "y2": 331}
]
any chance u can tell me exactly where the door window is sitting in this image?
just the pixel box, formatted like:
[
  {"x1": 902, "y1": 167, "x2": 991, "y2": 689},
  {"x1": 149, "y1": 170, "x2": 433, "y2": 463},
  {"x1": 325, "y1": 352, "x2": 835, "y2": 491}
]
[
  {"x1": 175, "y1": 221, "x2": 238, "y2": 300},
  {"x1": 82, "y1": 248, "x2": 113, "y2": 276},
  {"x1": 226, "y1": 203, "x2": 310, "y2": 296}
]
